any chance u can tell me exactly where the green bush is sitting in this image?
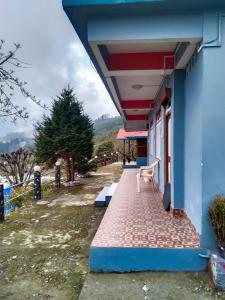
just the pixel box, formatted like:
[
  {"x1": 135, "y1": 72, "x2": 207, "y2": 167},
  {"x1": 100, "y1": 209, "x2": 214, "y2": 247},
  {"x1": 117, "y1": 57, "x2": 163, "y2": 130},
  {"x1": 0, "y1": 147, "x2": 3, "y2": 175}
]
[
  {"x1": 41, "y1": 181, "x2": 54, "y2": 194},
  {"x1": 8, "y1": 181, "x2": 54, "y2": 209},
  {"x1": 9, "y1": 185, "x2": 35, "y2": 208},
  {"x1": 95, "y1": 141, "x2": 114, "y2": 157},
  {"x1": 209, "y1": 194, "x2": 225, "y2": 252},
  {"x1": 75, "y1": 158, "x2": 97, "y2": 175}
]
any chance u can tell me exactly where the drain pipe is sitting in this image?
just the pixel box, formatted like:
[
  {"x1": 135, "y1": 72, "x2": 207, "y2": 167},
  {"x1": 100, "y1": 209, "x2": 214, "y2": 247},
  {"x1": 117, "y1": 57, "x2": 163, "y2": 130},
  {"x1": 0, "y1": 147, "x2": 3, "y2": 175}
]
[
  {"x1": 198, "y1": 13, "x2": 225, "y2": 53},
  {"x1": 198, "y1": 250, "x2": 211, "y2": 259}
]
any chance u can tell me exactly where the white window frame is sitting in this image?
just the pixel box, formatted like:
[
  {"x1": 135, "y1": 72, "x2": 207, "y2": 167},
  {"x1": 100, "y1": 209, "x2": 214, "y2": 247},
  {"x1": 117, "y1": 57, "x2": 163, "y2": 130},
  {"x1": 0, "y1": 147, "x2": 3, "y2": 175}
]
[{"x1": 150, "y1": 125, "x2": 154, "y2": 155}]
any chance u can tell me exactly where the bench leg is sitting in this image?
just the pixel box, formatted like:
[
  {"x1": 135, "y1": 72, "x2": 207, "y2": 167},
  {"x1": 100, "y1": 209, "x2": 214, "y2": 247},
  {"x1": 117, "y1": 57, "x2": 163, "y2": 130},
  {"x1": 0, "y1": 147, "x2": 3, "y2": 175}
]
[
  {"x1": 137, "y1": 174, "x2": 140, "y2": 192},
  {"x1": 152, "y1": 178, "x2": 158, "y2": 196}
]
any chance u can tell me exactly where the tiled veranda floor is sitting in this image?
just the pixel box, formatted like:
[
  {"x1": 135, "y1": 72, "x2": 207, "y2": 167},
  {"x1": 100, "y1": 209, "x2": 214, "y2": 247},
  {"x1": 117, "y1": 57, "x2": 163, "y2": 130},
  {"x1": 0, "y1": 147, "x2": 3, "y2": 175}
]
[{"x1": 92, "y1": 169, "x2": 200, "y2": 249}]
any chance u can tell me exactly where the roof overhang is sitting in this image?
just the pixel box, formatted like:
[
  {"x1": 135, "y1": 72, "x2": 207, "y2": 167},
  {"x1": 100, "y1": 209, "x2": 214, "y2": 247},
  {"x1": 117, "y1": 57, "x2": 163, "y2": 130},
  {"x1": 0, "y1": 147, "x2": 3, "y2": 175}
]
[
  {"x1": 117, "y1": 128, "x2": 148, "y2": 140},
  {"x1": 63, "y1": 0, "x2": 224, "y2": 10},
  {"x1": 62, "y1": 0, "x2": 224, "y2": 131}
]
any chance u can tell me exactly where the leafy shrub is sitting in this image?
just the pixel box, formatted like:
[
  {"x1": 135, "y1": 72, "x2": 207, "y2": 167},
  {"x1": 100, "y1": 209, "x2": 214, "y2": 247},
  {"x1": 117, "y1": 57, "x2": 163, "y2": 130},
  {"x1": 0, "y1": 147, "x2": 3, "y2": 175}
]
[
  {"x1": 41, "y1": 181, "x2": 54, "y2": 194},
  {"x1": 75, "y1": 158, "x2": 97, "y2": 175},
  {"x1": 209, "y1": 194, "x2": 225, "y2": 255},
  {"x1": 95, "y1": 141, "x2": 114, "y2": 157},
  {"x1": 9, "y1": 185, "x2": 34, "y2": 208},
  {"x1": 8, "y1": 181, "x2": 54, "y2": 208}
]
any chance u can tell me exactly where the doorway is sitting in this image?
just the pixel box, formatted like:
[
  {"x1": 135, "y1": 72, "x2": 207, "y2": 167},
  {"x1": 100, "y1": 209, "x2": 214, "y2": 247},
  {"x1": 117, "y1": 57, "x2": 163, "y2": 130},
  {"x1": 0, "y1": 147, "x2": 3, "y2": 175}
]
[{"x1": 165, "y1": 112, "x2": 171, "y2": 184}]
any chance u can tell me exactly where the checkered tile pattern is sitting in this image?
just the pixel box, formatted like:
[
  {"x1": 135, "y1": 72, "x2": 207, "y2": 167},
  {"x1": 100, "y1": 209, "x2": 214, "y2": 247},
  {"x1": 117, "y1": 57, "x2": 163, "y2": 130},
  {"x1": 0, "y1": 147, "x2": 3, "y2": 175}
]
[{"x1": 92, "y1": 169, "x2": 200, "y2": 249}]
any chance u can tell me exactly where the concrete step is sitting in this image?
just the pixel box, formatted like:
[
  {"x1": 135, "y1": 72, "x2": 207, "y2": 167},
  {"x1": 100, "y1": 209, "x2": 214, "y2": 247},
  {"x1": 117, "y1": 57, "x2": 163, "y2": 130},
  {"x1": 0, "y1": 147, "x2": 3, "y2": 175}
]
[
  {"x1": 95, "y1": 187, "x2": 110, "y2": 207},
  {"x1": 105, "y1": 182, "x2": 118, "y2": 206},
  {"x1": 90, "y1": 247, "x2": 208, "y2": 272}
]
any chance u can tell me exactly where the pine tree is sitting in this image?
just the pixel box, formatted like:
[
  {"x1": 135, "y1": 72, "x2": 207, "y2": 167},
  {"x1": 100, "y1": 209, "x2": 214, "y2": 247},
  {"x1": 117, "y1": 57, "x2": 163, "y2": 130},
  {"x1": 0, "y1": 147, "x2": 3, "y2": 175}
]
[{"x1": 34, "y1": 86, "x2": 94, "y2": 180}]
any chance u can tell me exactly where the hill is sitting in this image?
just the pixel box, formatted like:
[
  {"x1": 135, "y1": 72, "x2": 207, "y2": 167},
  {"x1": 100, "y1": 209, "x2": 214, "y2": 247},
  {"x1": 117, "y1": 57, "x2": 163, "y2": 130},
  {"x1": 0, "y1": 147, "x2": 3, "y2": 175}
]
[
  {"x1": 0, "y1": 132, "x2": 34, "y2": 152},
  {"x1": 94, "y1": 115, "x2": 123, "y2": 135},
  {"x1": 0, "y1": 116, "x2": 123, "y2": 153},
  {"x1": 94, "y1": 115, "x2": 123, "y2": 153}
]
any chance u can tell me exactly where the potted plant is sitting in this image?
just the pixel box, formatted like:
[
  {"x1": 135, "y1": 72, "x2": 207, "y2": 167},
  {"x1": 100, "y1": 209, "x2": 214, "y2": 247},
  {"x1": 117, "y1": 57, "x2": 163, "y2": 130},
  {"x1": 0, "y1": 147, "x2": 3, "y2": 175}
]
[
  {"x1": 209, "y1": 194, "x2": 225, "y2": 257},
  {"x1": 209, "y1": 194, "x2": 225, "y2": 290}
]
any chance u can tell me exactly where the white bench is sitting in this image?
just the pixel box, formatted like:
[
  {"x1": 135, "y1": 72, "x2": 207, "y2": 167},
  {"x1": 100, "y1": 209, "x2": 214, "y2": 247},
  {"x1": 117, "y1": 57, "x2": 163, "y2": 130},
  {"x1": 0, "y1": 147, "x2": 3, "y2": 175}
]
[
  {"x1": 105, "y1": 182, "x2": 118, "y2": 205},
  {"x1": 95, "y1": 186, "x2": 110, "y2": 207}
]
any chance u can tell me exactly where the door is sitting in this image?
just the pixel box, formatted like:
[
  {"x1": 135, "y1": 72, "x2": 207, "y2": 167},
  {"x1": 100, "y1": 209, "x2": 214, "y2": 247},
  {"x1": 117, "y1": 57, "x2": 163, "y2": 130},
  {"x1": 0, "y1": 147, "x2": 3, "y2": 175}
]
[{"x1": 165, "y1": 113, "x2": 171, "y2": 183}]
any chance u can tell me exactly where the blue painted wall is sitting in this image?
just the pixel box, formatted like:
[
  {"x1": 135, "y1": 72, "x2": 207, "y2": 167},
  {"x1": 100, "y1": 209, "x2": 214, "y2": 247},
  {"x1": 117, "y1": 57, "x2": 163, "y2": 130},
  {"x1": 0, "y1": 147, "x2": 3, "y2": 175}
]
[
  {"x1": 183, "y1": 15, "x2": 225, "y2": 248},
  {"x1": 200, "y1": 17, "x2": 225, "y2": 248},
  {"x1": 136, "y1": 157, "x2": 147, "y2": 168},
  {"x1": 184, "y1": 53, "x2": 203, "y2": 235},
  {"x1": 88, "y1": 14, "x2": 203, "y2": 42},
  {"x1": 171, "y1": 70, "x2": 185, "y2": 209},
  {"x1": 90, "y1": 247, "x2": 208, "y2": 272},
  {"x1": 145, "y1": 13, "x2": 225, "y2": 249}
]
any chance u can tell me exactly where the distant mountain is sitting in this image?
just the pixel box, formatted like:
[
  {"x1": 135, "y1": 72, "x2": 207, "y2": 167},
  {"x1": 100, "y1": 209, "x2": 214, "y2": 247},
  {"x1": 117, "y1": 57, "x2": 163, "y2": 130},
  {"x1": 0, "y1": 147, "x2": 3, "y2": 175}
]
[
  {"x1": 0, "y1": 132, "x2": 34, "y2": 153},
  {"x1": 94, "y1": 116, "x2": 123, "y2": 134},
  {"x1": 0, "y1": 116, "x2": 123, "y2": 153}
]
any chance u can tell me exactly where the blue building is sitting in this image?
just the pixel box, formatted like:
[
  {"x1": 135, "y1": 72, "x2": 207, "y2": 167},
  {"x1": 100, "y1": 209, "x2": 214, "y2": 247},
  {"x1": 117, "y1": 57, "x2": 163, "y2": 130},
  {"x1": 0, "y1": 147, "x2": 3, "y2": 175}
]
[{"x1": 63, "y1": 0, "x2": 225, "y2": 271}]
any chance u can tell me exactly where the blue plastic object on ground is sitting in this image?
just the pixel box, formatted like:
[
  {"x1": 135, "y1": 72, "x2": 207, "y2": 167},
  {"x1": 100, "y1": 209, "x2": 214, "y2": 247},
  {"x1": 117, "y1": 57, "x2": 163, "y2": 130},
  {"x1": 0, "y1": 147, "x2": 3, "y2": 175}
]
[
  {"x1": 210, "y1": 253, "x2": 225, "y2": 291},
  {"x1": 3, "y1": 186, "x2": 15, "y2": 215}
]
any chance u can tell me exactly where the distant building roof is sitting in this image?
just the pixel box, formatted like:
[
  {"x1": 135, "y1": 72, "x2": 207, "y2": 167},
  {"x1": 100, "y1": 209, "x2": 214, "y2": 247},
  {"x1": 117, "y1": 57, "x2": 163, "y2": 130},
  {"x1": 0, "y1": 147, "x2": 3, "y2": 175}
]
[{"x1": 117, "y1": 129, "x2": 148, "y2": 140}]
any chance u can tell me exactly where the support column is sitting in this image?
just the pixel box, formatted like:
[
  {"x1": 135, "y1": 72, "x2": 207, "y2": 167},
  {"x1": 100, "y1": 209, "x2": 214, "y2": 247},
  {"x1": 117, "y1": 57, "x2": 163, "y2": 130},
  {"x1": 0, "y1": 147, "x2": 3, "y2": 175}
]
[
  {"x1": 128, "y1": 140, "x2": 131, "y2": 163},
  {"x1": 171, "y1": 70, "x2": 185, "y2": 210},
  {"x1": 153, "y1": 114, "x2": 156, "y2": 157},
  {"x1": 159, "y1": 106, "x2": 165, "y2": 193},
  {"x1": 123, "y1": 140, "x2": 126, "y2": 166}
]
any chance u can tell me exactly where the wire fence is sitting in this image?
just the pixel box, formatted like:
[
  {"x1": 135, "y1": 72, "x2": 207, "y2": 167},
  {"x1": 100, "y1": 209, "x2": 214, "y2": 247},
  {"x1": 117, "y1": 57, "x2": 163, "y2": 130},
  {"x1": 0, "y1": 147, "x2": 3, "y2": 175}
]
[
  {"x1": 0, "y1": 155, "x2": 118, "y2": 223},
  {"x1": 0, "y1": 167, "x2": 58, "y2": 222},
  {"x1": 95, "y1": 154, "x2": 118, "y2": 167}
]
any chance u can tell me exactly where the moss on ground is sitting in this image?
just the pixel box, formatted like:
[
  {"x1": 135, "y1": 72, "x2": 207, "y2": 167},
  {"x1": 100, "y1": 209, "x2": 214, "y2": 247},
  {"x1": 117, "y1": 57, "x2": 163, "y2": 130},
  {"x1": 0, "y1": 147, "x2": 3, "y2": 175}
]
[{"x1": 0, "y1": 163, "x2": 122, "y2": 300}]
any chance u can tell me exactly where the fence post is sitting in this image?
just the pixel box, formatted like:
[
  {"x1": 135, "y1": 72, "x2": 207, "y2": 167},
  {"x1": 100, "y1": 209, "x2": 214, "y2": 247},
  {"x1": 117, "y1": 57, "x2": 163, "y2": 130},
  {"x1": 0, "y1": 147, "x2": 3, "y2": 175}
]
[
  {"x1": 111, "y1": 153, "x2": 114, "y2": 163},
  {"x1": 34, "y1": 165, "x2": 41, "y2": 201},
  {"x1": 55, "y1": 161, "x2": 61, "y2": 188},
  {"x1": 0, "y1": 184, "x2": 4, "y2": 223},
  {"x1": 116, "y1": 152, "x2": 119, "y2": 162}
]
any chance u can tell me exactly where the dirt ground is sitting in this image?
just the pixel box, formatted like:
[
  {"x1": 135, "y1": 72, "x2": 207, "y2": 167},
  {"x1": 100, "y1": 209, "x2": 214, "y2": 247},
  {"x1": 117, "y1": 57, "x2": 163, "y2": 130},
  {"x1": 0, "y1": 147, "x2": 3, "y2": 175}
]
[
  {"x1": 0, "y1": 163, "x2": 122, "y2": 300},
  {"x1": 0, "y1": 162, "x2": 224, "y2": 300},
  {"x1": 79, "y1": 272, "x2": 225, "y2": 300}
]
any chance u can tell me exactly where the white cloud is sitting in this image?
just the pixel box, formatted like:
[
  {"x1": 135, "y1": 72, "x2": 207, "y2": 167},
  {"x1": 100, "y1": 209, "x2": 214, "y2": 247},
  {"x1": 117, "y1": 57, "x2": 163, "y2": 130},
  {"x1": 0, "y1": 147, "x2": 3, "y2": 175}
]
[{"x1": 0, "y1": 0, "x2": 119, "y2": 137}]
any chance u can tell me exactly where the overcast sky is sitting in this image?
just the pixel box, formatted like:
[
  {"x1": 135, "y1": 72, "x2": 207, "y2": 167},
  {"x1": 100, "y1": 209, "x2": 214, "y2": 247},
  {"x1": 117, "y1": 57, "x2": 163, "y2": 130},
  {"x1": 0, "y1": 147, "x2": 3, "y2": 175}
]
[{"x1": 0, "y1": 0, "x2": 118, "y2": 137}]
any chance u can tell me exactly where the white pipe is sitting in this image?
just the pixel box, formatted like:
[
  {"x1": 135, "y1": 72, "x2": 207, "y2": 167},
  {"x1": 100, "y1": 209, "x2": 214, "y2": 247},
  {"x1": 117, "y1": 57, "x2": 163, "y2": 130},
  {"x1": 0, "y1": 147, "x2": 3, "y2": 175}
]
[
  {"x1": 218, "y1": 13, "x2": 225, "y2": 45},
  {"x1": 198, "y1": 13, "x2": 225, "y2": 53},
  {"x1": 198, "y1": 249, "x2": 212, "y2": 259}
]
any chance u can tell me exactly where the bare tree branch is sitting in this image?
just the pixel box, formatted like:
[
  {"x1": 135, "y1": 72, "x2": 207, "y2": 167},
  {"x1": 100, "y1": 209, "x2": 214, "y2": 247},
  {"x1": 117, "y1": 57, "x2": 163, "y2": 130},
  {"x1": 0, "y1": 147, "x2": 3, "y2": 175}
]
[
  {"x1": 0, "y1": 148, "x2": 35, "y2": 184},
  {"x1": 0, "y1": 40, "x2": 48, "y2": 121}
]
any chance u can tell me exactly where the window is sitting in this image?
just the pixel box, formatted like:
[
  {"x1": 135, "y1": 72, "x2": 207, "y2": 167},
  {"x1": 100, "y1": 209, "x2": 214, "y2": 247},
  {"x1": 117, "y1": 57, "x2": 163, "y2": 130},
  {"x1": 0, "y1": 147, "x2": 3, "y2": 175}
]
[{"x1": 156, "y1": 118, "x2": 161, "y2": 159}]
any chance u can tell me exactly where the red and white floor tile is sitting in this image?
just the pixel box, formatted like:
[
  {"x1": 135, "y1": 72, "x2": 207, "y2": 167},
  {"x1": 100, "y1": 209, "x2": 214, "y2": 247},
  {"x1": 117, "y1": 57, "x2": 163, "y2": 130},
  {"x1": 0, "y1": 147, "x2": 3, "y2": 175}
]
[{"x1": 92, "y1": 169, "x2": 200, "y2": 249}]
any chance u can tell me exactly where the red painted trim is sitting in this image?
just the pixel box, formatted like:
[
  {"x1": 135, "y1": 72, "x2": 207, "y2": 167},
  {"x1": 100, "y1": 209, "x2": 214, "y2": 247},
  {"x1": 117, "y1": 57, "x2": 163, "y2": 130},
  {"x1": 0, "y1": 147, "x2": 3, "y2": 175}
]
[
  {"x1": 126, "y1": 115, "x2": 149, "y2": 121},
  {"x1": 109, "y1": 52, "x2": 174, "y2": 71},
  {"x1": 121, "y1": 100, "x2": 154, "y2": 109}
]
